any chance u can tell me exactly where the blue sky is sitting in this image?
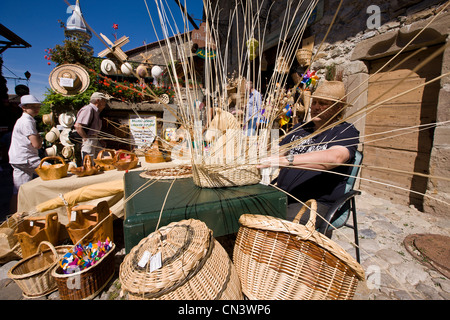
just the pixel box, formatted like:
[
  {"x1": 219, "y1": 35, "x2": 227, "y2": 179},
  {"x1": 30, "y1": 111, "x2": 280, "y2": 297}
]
[{"x1": 1, "y1": 0, "x2": 204, "y2": 101}]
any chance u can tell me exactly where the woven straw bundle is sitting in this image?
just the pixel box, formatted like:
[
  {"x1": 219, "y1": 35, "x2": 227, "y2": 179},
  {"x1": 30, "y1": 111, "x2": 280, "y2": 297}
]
[
  {"x1": 233, "y1": 200, "x2": 365, "y2": 300},
  {"x1": 119, "y1": 219, "x2": 243, "y2": 300}
]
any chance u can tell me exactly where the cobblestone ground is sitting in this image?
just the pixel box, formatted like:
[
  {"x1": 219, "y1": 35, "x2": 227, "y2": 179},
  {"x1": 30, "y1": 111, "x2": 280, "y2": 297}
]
[{"x1": 1, "y1": 191, "x2": 449, "y2": 300}]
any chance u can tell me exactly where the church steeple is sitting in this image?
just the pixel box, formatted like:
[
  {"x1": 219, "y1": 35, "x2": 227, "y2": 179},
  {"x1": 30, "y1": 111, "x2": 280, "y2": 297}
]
[{"x1": 64, "y1": 0, "x2": 93, "y2": 53}]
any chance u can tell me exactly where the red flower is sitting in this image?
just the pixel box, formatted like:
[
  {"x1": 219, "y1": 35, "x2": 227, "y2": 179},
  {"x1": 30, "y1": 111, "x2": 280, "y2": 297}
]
[
  {"x1": 113, "y1": 23, "x2": 118, "y2": 30},
  {"x1": 47, "y1": 62, "x2": 51, "y2": 65}
]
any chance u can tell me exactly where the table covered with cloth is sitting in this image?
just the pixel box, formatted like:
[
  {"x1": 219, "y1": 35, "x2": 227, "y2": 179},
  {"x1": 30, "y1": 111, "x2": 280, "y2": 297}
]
[{"x1": 17, "y1": 158, "x2": 184, "y2": 225}]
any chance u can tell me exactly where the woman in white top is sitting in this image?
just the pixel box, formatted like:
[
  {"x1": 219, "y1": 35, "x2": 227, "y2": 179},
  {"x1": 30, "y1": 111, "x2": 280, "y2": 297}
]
[{"x1": 8, "y1": 95, "x2": 43, "y2": 195}]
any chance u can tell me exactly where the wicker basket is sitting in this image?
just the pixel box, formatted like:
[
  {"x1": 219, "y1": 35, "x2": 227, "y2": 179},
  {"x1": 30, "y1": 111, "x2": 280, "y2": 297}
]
[
  {"x1": 51, "y1": 243, "x2": 116, "y2": 300},
  {"x1": 233, "y1": 199, "x2": 365, "y2": 300},
  {"x1": 119, "y1": 219, "x2": 243, "y2": 300},
  {"x1": 94, "y1": 149, "x2": 116, "y2": 171},
  {"x1": 35, "y1": 156, "x2": 68, "y2": 180},
  {"x1": 296, "y1": 48, "x2": 312, "y2": 66},
  {"x1": 70, "y1": 154, "x2": 99, "y2": 177},
  {"x1": 274, "y1": 56, "x2": 290, "y2": 73},
  {"x1": 8, "y1": 241, "x2": 72, "y2": 298},
  {"x1": 15, "y1": 212, "x2": 60, "y2": 258},
  {"x1": 0, "y1": 215, "x2": 22, "y2": 263},
  {"x1": 66, "y1": 201, "x2": 114, "y2": 245},
  {"x1": 113, "y1": 149, "x2": 138, "y2": 171},
  {"x1": 192, "y1": 164, "x2": 261, "y2": 188}
]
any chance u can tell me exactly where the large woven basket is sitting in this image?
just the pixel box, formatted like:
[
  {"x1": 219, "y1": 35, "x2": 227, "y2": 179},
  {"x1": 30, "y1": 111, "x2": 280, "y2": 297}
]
[
  {"x1": 51, "y1": 243, "x2": 116, "y2": 300},
  {"x1": 8, "y1": 241, "x2": 72, "y2": 298},
  {"x1": 35, "y1": 156, "x2": 68, "y2": 180},
  {"x1": 233, "y1": 200, "x2": 365, "y2": 300},
  {"x1": 119, "y1": 219, "x2": 243, "y2": 300},
  {"x1": 192, "y1": 164, "x2": 261, "y2": 188}
]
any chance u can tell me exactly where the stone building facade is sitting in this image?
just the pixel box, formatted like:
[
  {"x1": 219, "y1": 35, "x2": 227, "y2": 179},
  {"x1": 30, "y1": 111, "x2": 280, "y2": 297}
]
[{"x1": 209, "y1": 0, "x2": 449, "y2": 216}]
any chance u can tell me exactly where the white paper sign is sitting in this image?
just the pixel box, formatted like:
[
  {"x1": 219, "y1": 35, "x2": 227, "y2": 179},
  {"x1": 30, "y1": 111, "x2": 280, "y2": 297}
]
[
  {"x1": 138, "y1": 250, "x2": 151, "y2": 268},
  {"x1": 129, "y1": 115, "x2": 156, "y2": 148},
  {"x1": 59, "y1": 77, "x2": 74, "y2": 87},
  {"x1": 149, "y1": 251, "x2": 162, "y2": 272}
]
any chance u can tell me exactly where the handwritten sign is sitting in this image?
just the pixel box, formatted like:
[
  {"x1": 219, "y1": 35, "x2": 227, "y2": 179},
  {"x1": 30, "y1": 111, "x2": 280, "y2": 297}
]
[{"x1": 129, "y1": 115, "x2": 156, "y2": 147}]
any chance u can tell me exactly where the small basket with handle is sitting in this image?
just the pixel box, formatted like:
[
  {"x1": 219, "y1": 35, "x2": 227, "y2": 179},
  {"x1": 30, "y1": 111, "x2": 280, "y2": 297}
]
[{"x1": 35, "y1": 156, "x2": 69, "y2": 180}]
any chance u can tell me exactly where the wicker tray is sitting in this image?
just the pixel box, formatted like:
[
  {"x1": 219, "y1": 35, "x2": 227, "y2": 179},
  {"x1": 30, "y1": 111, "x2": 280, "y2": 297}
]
[
  {"x1": 8, "y1": 241, "x2": 72, "y2": 298},
  {"x1": 94, "y1": 149, "x2": 116, "y2": 171},
  {"x1": 113, "y1": 149, "x2": 138, "y2": 171},
  {"x1": 192, "y1": 164, "x2": 260, "y2": 188},
  {"x1": 119, "y1": 219, "x2": 243, "y2": 300},
  {"x1": 51, "y1": 243, "x2": 116, "y2": 300},
  {"x1": 233, "y1": 199, "x2": 365, "y2": 300}
]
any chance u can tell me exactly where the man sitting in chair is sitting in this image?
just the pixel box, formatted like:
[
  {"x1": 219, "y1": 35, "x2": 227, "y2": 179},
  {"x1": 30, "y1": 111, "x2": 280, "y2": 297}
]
[{"x1": 258, "y1": 81, "x2": 360, "y2": 232}]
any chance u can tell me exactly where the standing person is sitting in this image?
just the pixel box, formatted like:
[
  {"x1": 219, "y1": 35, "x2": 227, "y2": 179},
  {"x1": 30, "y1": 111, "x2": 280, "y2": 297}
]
[
  {"x1": 8, "y1": 95, "x2": 43, "y2": 210},
  {"x1": 74, "y1": 92, "x2": 109, "y2": 161},
  {"x1": 258, "y1": 81, "x2": 360, "y2": 232},
  {"x1": 244, "y1": 80, "x2": 262, "y2": 136}
]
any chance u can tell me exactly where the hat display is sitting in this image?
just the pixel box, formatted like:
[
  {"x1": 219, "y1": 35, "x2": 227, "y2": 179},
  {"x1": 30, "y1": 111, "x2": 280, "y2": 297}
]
[
  {"x1": 136, "y1": 64, "x2": 148, "y2": 78},
  {"x1": 101, "y1": 59, "x2": 118, "y2": 75},
  {"x1": 49, "y1": 64, "x2": 90, "y2": 96},
  {"x1": 60, "y1": 129, "x2": 75, "y2": 147},
  {"x1": 311, "y1": 81, "x2": 350, "y2": 105},
  {"x1": 45, "y1": 145, "x2": 58, "y2": 157},
  {"x1": 19, "y1": 95, "x2": 41, "y2": 107},
  {"x1": 45, "y1": 127, "x2": 60, "y2": 143},
  {"x1": 58, "y1": 112, "x2": 76, "y2": 128}
]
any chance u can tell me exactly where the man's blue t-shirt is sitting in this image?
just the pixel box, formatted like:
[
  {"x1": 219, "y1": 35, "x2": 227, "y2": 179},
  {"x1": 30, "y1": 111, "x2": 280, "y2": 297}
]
[{"x1": 276, "y1": 121, "x2": 360, "y2": 207}]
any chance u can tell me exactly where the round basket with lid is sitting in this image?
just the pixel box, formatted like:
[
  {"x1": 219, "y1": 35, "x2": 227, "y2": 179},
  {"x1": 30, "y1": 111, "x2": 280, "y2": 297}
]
[{"x1": 119, "y1": 219, "x2": 243, "y2": 300}]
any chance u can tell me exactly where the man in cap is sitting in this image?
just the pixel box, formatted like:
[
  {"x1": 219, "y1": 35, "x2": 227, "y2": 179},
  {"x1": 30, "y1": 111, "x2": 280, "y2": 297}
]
[
  {"x1": 74, "y1": 92, "x2": 109, "y2": 161},
  {"x1": 8, "y1": 95, "x2": 43, "y2": 209},
  {"x1": 258, "y1": 81, "x2": 360, "y2": 232}
]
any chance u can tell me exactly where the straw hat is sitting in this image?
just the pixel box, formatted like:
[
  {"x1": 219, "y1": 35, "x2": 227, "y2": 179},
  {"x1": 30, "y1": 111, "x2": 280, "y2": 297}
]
[
  {"x1": 101, "y1": 59, "x2": 118, "y2": 75},
  {"x1": 60, "y1": 129, "x2": 74, "y2": 147},
  {"x1": 45, "y1": 127, "x2": 60, "y2": 143},
  {"x1": 42, "y1": 112, "x2": 54, "y2": 126},
  {"x1": 121, "y1": 62, "x2": 133, "y2": 75},
  {"x1": 19, "y1": 95, "x2": 41, "y2": 107},
  {"x1": 45, "y1": 145, "x2": 58, "y2": 157},
  {"x1": 49, "y1": 64, "x2": 90, "y2": 96},
  {"x1": 311, "y1": 81, "x2": 350, "y2": 105},
  {"x1": 58, "y1": 112, "x2": 76, "y2": 128},
  {"x1": 61, "y1": 145, "x2": 74, "y2": 159}
]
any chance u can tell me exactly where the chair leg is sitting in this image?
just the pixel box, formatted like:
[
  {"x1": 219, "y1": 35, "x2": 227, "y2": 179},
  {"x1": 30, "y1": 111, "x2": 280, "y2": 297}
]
[{"x1": 350, "y1": 197, "x2": 360, "y2": 263}]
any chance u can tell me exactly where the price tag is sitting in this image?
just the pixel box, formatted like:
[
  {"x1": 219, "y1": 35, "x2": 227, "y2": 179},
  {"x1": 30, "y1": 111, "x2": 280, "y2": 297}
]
[
  {"x1": 149, "y1": 251, "x2": 162, "y2": 272},
  {"x1": 70, "y1": 211, "x2": 77, "y2": 222},
  {"x1": 59, "y1": 77, "x2": 74, "y2": 88},
  {"x1": 138, "y1": 250, "x2": 151, "y2": 268},
  {"x1": 29, "y1": 220, "x2": 34, "y2": 227}
]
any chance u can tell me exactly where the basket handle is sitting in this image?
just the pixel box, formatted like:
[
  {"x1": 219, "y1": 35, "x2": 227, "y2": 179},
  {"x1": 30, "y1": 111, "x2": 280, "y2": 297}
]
[
  {"x1": 292, "y1": 199, "x2": 317, "y2": 230},
  {"x1": 38, "y1": 156, "x2": 67, "y2": 168},
  {"x1": 37, "y1": 241, "x2": 58, "y2": 260},
  {"x1": 97, "y1": 149, "x2": 115, "y2": 160}
]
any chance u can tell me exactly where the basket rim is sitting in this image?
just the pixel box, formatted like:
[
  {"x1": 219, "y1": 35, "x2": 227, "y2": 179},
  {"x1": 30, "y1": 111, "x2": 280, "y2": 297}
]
[
  {"x1": 238, "y1": 213, "x2": 365, "y2": 280},
  {"x1": 51, "y1": 243, "x2": 116, "y2": 278},
  {"x1": 8, "y1": 244, "x2": 72, "y2": 280}
]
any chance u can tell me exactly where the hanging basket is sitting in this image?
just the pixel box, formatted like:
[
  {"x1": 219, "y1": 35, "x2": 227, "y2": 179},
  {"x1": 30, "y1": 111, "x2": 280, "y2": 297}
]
[
  {"x1": 35, "y1": 156, "x2": 68, "y2": 181},
  {"x1": 119, "y1": 219, "x2": 243, "y2": 300},
  {"x1": 296, "y1": 48, "x2": 313, "y2": 66},
  {"x1": 233, "y1": 199, "x2": 365, "y2": 300},
  {"x1": 66, "y1": 201, "x2": 114, "y2": 246},
  {"x1": 14, "y1": 212, "x2": 60, "y2": 258},
  {"x1": 8, "y1": 241, "x2": 72, "y2": 298},
  {"x1": 51, "y1": 242, "x2": 116, "y2": 300},
  {"x1": 94, "y1": 149, "x2": 116, "y2": 171},
  {"x1": 274, "y1": 56, "x2": 290, "y2": 74},
  {"x1": 191, "y1": 164, "x2": 261, "y2": 188}
]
